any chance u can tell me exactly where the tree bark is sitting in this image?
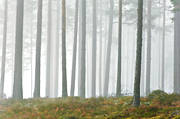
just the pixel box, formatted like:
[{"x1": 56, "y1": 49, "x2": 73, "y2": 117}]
[
  {"x1": 13, "y1": 0, "x2": 24, "y2": 99},
  {"x1": 116, "y1": 0, "x2": 122, "y2": 97},
  {"x1": 0, "y1": 0, "x2": 8, "y2": 98},
  {"x1": 62, "y1": 0, "x2": 68, "y2": 97},
  {"x1": 80, "y1": 0, "x2": 86, "y2": 98},
  {"x1": 133, "y1": 0, "x2": 143, "y2": 107},
  {"x1": 70, "y1": 0, "x2": 79, "y2": 97},
  {"x1": 33, "y1": 0, "x2": 43, "y2": 98}
]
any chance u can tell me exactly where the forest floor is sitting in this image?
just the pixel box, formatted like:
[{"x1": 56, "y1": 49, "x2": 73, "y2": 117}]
[{"x1": 0, "y1": 90, "x2": 180, "y2": 119}]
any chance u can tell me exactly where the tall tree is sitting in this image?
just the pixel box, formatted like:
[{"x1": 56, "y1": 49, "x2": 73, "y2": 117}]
[
  {"x1": 103, "y1": 0, "x2": 114, "y2": 97},
  {"x1": 80, "y1": 0, "x2": 86, "y2": 98},
  {"x1": 161, "y1": 0, "x2": 166, "y2": 91},
  {"x1": 33, "y1": 0, "x2": 43, "y2": 98},
  {"x1": 13, "y1": 0, "x2": 24, "y2": 99},
  {"x1": 54, "y1": 0, "x2": 61, "y2": 98},
  {"x1": 174, "y1": 0, "x2": 180, "y2": 94},
  {"x1": 46, "y1": 0, "x2": 52, "y2": 97},
  {"x1": 98, "y1": 0, "x2": 102, "y2": 96},
  {"x1": 133, "y1": 0, "x2": 143, "y2": 107},
  {"x1": 0, "y1": 0, "x2": 8, "y2": 98},
  {"x1": 70, "y1": 0, "x2": 79, "y2": 97},
  {"x1": 91, "y1": 0, "x2": 97, "y2": 97},
  {"x1": 146, "y1": 0, "x2": 152, "y2": 96},
  {"x1": 62, "y1": 0, "x2": 68, "y2": 97},
  {"x1": 116, "y1": 0, "x2": 122, "y2": 97}
]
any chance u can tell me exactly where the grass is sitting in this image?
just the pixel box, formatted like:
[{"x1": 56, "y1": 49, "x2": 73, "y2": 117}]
[{"x1": 0, "y1": 91, "x2": 180, "y2": 119}]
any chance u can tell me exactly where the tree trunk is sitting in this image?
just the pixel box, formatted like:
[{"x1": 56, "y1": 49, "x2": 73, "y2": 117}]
[
  {"x1": 116, "y1": 0, "x2": 122, "y2": 97},
  {"x1": 174, "y1": 2, "x2": 180, "y2": 94},
  {"x1": 70, "y1": 0, "x2": 79, "y2": 97},
  {"x1": 91, "y1": 0, "x2": 97, "y2": 97},
  {"x1": 54, "y1": 0, "x2": 60, "y2": 98},
  {"x1": 62, "y1": 0, "x2": 68, "y2": 97},
  {"x1": 146, "y1": 0, "x2": 152, "y2": 96},
  {"x1": 33, "y1": 0, "x2": 43, "y2": 98},
  {"x1": 133, "y1": 0, "x2": 143, "y2": 107},
  {"x1": 103, "y1": 0, "x2": 114, "y2": 97},
  {"x1": 46, "y1": 0, "x2": 52, "y2": 97},
  {"x1": 80, "y1": 0, "x2": 86, "y2": 98},
  {"x1": 99, "y1": 0, "x2": 102, "y2": 97},
  {"x1": 13, "y1": 0, "x2": 24, "y2": 99},
  {"x1": 161, "y1": 0, "x2": 166, "y2": 91},
  {"x1": 0, "y1": 0, "x2": 8, "y2": 98}
]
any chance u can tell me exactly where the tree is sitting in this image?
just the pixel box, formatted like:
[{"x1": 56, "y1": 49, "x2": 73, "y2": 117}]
[
  {"x1": 91, "y1": 0, "x2": 97, "y2": 97},
  {"x1": 80, "y1": 0, "x2": 86, "y2": 98},
  {"x1": 0, "y1": 0, "x2": 8, "y2": 98},
  {"x1": 13, "y1": 0, "x2": 24, "y2": 99},
  {"x1": 146, "y1": 0, "x2": 152, "y2": 96},
  {"x1": 103, "y1": 0, "x2": 114, "y2": 97},
  {"x1": 70, "y1": 0, "x2": 79, "y2": 97},
  {"x1": 62, "y1": 0, "x2": 68, "y2": 97},
  {"x1": 116, "y1": 0, "x2": 122, "y2": 97},
  {"x1": 133, "y1": 0, "x2": 143, "y2": 107},
  {"x1": 173, "y1": 0, "x2": 180, "y2": 94},
  {"x1": 161, "y1": 0, "x2": 166, "y2": 91},
  {"x1": 46, "y1": 0, "x2": 52, "y2": 97},
  {"x1": 33, "y1": 0, "x2": 43, "y2": 98}
]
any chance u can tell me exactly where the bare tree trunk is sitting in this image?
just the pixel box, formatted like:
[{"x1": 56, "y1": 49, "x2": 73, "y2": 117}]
[
  {"x1": 146, "y1": 0, "x2": 151, "y2": 96},
  {"x1": 33, "y1": 0, "x2": 43, "y2": 98},
  {"x1": 91, "y1": 0, "x2": 97, "y2": 97},
  {"x1": 161, "y1": 0, "x2": 166, "y2": 91},
  {"x1": 103, "y1": 0, "x2": 114, "y2": 97},
  {"x1": 54, "y1": 0, "x2": 60, "y2": 98},
  {"x1": 116, "y1": 0, "x2": 122, "y2": 97},
  {"x1": 98, "y1": 0, "x2": 102, "y2": 97},
  {"x1": 62, "y1": 0, "x2": 68, "y2": 97},
  {"x1": 0, "y1": 0, "x2": 8, "y2": 98},
  {"x1": 13, "y1": 0, "x2": 24, "y2": 99},
  {"x1": 174, "y1": 2, "x2": 180, "y2": 94},
  {"x1": 80, "y1": 0, "x2": 86, "y2": 98},
  {"x1": 46, "y1": 0, "x2": 52, "y2": 97},
  {"x1": 70, "y1": 0, "x2": 79, "y2": 97},
  {"x1": 133, "y1": 0, "x2": 143, "y2": 107}
]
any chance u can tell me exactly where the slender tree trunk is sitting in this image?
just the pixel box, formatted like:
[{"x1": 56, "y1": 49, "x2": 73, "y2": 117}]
[
  {"x1": 133, "y1": 0, "x2": 143, "y2": 107},
  {"x1": 174, "y1": 2, "x2": 180, "y2": 94},
  {"x1": 54, "y1": 0, "x2": 60, "y2": 98},
  {"x1": 103, "y1": 0, "x2": 114, "y2": 97},
  {"x1": 0, "y1": 0, "x2": 8, "y2": 98},
  {"x1": 99, "y1": 0, "x2": 102, "y2": 96},
  {"x1": 91, "y1": 0, "x2": 97, "y2": 97},
  {"x1": 116, "y1": 0, "x2": 122, "y2": 97},
  {"x1": 13, "y1": 0, "x2": 24, "y2": 99},
  {"x1": 80, "y1": 0, "x2": 86, "y2": 98},
  {"x1": 62, "y1": 0, "x2": 68, "y2": 97},
  {"x1": 146, "y1": 0, "x2": 152, "y2": 96},
  {"x1": 46, "y1": 0, "x2": 52, "y2": 97},
  {"x1": 161, "y1": 0, "x2": 166, "y2": 91},
  {"x1": 70, "y1": 0, "x2": 79, "y2": 97},
  {"x1": 33, "y1": 0, "x2": 43, "y2": 98}
]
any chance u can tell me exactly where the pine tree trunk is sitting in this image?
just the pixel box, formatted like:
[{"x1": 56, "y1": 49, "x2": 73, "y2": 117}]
[
  {"x1": 103, "y1": 0, "x2": 114, "y2": 97},
  {"x1": 13, "y1": 0, "x2": 24, "y2": 99},
  {"x1": 46, "y1": 0, "x2": 52, "y2": 97},
  {"x1": 133, "y1": 0, "x2": 143, "y2": 107},
  {"x1": 116, "y1": 0, "x2": 122, "y2": 97},
  {"x1": 33, "y1": 0, "x2": 43, "y2": 98},
  {"x1": 91, "y1": 0, "x2": 97, "y2": 97},
  {"x1": 70, "y1": 0, "x2": 79, "y2": 97},
  {"x1": 62, "y1": 0, "x2": 68, "y2": 97},
  {"x1": 0, "y1": 0, "x2": 8, "y2": 98},
  {"x1": 80, "y1": 0, "x2": 86, "y2": 98},
  {"x1": 146, "y1": 0, "x2": 151, "y2": 96}
]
